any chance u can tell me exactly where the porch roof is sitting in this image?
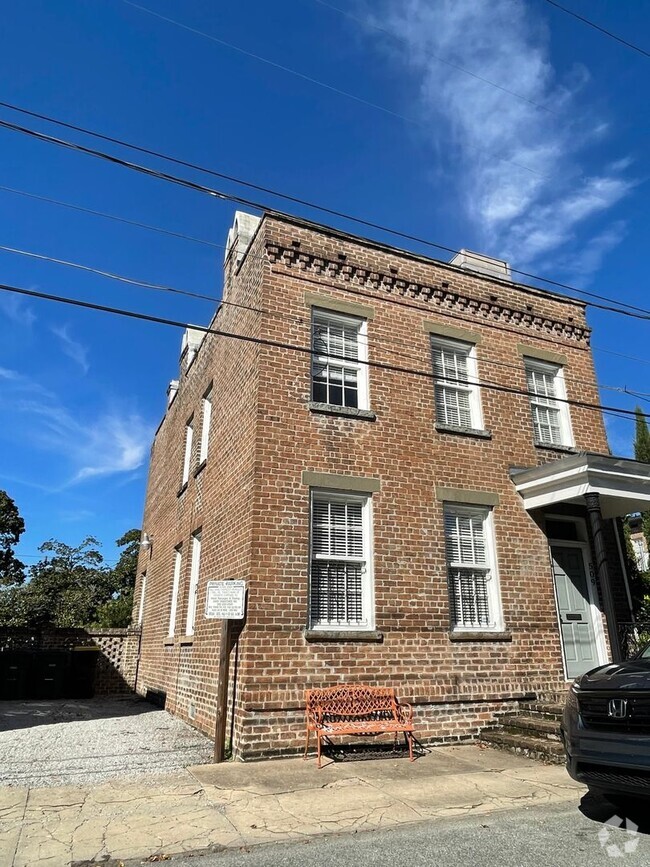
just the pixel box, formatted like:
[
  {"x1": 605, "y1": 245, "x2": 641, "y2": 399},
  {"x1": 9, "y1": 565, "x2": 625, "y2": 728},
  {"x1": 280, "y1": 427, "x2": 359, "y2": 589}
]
[{"x1": 510, "y1": 452, "x2": 650, "y2": 519}]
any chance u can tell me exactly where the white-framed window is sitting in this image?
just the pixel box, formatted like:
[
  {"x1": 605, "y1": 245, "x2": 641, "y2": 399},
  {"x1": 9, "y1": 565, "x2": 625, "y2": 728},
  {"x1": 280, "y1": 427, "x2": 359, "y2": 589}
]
[
  {"x1": 430, "y1": 336, "x2": 482, "y2": 429},
  {"x1": 168, "y1": 546, "x2": 182, "y2": 637},
  {"x1": 524, "y1": 358, "x2": 573, "y2": 447},
  {"x1": 309, "y1": 491, "x2": 373, "y2": 629},
  {"x1": 137, "y1": 572, "x2": 147, "y2": 626},
  {"x1": 185, "y1": 530, "x2": 202, "y2": 636},
  {"x1": 443, "y1": 504, "x2": 502, "y2": 631},
  {"x1": 199, "y1": 386, "x2": 212, "y2": 466},
  {"x1": 311, "y1": 309, "x2": 368, "y2": 409},
  {"x1": 181, "y1": 416, "x2": 194, "y2": 486}
]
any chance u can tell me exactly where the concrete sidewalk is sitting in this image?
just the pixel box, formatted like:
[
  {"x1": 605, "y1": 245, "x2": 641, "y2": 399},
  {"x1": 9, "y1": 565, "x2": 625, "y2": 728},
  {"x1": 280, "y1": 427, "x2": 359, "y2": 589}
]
[{"x1": 2, "y1": 745, "x2": 585, "y2": 866}]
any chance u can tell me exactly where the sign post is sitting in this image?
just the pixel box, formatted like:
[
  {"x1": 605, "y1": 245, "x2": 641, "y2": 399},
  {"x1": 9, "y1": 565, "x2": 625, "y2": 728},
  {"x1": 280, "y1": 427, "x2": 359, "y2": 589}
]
[{"x1": 205, "y1": 581, "x2": 246, "y2": 764}]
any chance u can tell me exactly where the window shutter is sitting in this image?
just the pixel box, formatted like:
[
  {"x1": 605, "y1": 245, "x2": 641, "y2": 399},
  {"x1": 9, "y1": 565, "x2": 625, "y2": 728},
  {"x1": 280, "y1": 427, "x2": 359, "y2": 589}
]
[{"x1": 444, "y1": 506, "x2": 493, "y2": 629}]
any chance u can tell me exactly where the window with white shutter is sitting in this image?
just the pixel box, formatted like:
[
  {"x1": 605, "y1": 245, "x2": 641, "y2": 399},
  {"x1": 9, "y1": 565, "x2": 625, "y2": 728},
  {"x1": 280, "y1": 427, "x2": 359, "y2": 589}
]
[
  {"x1": 430, "y1": 337, "x2": 482, "y2": 429},
  {"x1": 524, "y1": 359, "x2": 572, "y2": 447},
  {"x1": 309, "y1": 492, "x2": 373, "y2": 629},
  {"x1": 311, "y1": 310, "x2": 368, "y2": 409},
  {"x1": 198, "y1": 386, "x2": 212, "y2": 466},
  {"x1": 181, "y1": 417, "x2": 194, "y2": 487},
  {"x1": 443, "y1": 505, "x2": 502, "y2": 631},
  {"x1": 168, "y1": 546, "x2": 182, "y2": 638},
  {"x1": 185, "y1": 530, "x2": 201, "y2": 636}
]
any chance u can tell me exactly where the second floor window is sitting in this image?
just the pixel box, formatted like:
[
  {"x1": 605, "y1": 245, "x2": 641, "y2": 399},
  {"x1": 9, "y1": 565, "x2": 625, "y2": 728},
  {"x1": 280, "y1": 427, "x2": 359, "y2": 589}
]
[
  {"x1": 311, "y1": 309, "x2": 368, "y2": 409},
  {"x1": 524, "y1": 359, "x2": 572, "y2": 447},
  {"x1": 199, "y1": 386, "x2": 212, "y2": 466},
  {"x1": 430, "y1": 337, "x2": 482, "y2": 429}
]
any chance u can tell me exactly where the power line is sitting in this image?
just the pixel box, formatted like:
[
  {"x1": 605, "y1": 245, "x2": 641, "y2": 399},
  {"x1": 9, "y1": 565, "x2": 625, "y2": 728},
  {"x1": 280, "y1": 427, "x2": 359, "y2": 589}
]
[
  {"x1": 0, "y1": 280, "x2": 647, "y2": 422},
  {"x1": 306, "y1": 0, "x2": 560, "y2": 116},
  {"x1": 0, "y1": 183, "x2": 222, "y2": 249},
  {"x1": 542, "y1": 0, "x2": 650, "y2": 59},
  {"x1": 119, "y1": 0, "x2": 547, "y2": 179},
  {"x1": 1, "y1": 114, "x2": 649, "y2": 325}
]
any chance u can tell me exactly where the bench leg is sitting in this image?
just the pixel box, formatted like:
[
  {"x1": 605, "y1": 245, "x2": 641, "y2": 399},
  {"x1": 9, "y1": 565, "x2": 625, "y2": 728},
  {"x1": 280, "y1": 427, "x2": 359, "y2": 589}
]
[
  {"x1": 317, "y1": 733, "x2": 322, "y2": 769},
  {"x1": 303, "y1": 726, "x2": 310, "y2": 761},
  {"x1": 406, "y1": 731, "x2": 414, "y2": 762}
]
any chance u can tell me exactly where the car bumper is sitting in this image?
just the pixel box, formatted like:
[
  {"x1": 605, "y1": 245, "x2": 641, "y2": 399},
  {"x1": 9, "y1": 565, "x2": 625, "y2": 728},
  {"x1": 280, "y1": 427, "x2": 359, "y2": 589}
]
[{"x1": 562, "y1": 712, "x2": 650, "y2": 799}]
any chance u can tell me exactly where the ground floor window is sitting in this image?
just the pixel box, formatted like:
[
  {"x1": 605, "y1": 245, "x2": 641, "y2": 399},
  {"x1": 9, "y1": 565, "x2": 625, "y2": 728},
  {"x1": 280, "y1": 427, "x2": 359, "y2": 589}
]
[
  {"x1": 443, "y1": 504, "x2": 502, "y2": 630},
  {"x1": 309, "y1": 491, "x2": 373, "y2": 629}
]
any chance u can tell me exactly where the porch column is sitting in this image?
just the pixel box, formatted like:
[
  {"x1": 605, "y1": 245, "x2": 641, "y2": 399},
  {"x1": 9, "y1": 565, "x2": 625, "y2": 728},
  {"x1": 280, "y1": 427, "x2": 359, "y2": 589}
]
[{"x1": 584, "y1": 492, "x2": 622, "y2": 663}]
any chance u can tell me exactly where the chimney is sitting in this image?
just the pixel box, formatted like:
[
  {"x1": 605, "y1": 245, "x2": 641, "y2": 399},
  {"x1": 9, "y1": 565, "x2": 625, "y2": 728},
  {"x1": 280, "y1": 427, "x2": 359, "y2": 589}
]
[
  {"x1": 449, "y1": 249, "x2": 511, "y2": 281},
  {"x1": 167, "y1": 380, "x2": 179, "y2": 406}
]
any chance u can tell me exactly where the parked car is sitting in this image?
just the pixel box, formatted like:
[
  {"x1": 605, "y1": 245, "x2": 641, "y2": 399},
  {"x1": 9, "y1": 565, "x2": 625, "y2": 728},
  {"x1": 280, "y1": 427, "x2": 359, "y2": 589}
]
[{"x1": 562, "y1": 643, "x2": 650, "y2": 806}]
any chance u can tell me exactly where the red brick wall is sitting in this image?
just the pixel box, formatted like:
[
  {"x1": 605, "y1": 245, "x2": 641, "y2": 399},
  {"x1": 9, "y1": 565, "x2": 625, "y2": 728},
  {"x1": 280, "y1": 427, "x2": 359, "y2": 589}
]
[{"x1": 134, "y1": 213, "x2": 612, "y2": 758}]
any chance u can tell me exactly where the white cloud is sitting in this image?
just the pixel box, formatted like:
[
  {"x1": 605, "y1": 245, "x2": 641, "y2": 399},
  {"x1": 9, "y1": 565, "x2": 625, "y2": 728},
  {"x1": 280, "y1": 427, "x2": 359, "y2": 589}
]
[
  {"x1": 0, "y1": 294, "x2": 36, "y2": 327},
  {"x1": 0, "y1": 372, "x2": 152, "y2": 487},
  {"x1": 370, "y1": 0, "x2": 632, "y2": 271},
  {"x1": 51, "y1": 324, "x2": 90, "y2": 374}
]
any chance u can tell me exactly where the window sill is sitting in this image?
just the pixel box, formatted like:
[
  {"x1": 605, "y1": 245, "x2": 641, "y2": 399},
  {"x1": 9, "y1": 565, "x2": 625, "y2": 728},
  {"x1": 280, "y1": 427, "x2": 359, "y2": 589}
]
[
  {"x1": 163, "y1": 638, "x2": 174, "y2": 647},
  {"x1": 534, "y1": 441, "x2": 577, "y2": 454},
  {"x1": 179, "y1": 636, "x2": 194, "y2": 646},
  {"x1": 193, "y1": 459, "x2": 207, "y2": 478},
  {"x1": 304, "y1": 629, "x2": 384, "y2": 643},
  {"x1": 308, "y1": 402, "x2": 376, "y2": 421},
  {"x1": 449, "y1": 630, "x2": 512, "y2": 642},
  {"x1": 177, "y1": 481, "x2": 188, "y2": 498},
  {"x1": 435, "y1": 424, "x2": 492, "y2": 440}
]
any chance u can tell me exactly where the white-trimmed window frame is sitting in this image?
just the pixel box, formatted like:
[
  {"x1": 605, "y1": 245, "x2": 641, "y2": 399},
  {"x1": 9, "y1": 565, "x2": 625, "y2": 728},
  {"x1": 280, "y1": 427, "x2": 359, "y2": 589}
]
[
  {"x1": 430, "y1": 336, "x2": 483, "y2": 430},
  {"x1": 308, "y1": 490, "x2": 374, "y2": 630},
  {"x1": 137, "y1": 572, "x2": 147, "y2": 626},
  {"x1": 168, "y1": 545, "x2": 182, "y2": 638},
  {"x1": 524, "y1": 358, "x2": 573, "y2": 448},
  {"x1": 198, "y1": 385, "x2": 213, "y2": 466},
  {"x1": 443, "y1": 503, "x2": 503, "y2": 632},
  {"x1": 311, "y1": 308, "x2": 369, "y2": 410},
  {"x1": 185, "y1": 530, "x2": 202, "y2": 636},
  {"x1": 181, "y1": 416, "x2": 194, "y2": 486}
]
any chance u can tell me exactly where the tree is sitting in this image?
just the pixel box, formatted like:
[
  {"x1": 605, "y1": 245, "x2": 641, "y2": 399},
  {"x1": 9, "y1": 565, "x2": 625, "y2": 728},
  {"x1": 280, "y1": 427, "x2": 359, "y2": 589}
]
[
  {"x1": 93, "y1": 529, "x2": 140, "y2": 628},
  {"x1": 634, "y1": 407, "x2": 650, "y2": 555},
  {"x1": 0, "y1": 489, "x2": 25, "y2": 587}
]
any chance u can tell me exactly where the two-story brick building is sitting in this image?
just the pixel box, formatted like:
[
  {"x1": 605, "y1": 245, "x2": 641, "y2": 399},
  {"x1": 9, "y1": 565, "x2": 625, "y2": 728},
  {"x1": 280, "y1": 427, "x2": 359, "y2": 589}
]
[{"x1": 132, "y1": 210, "x2": 650, "y2": 760}]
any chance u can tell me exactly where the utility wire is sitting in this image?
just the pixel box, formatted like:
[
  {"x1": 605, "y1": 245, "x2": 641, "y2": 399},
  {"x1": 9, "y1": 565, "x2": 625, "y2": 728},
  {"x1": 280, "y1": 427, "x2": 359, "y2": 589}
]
[
  {"x1": 305, "y1": 0, "x2": 560, "y2": 116},
  {"x1": 0, "y1": 238, "x2": 630, "y2": 397},
  {"x1": 0, "y1": 183, "x2": 221, "y2": 249},
  {"x1": 542, "y1": 0, "x2": 650, "y2": 59},
  {"x1": 1, "y1": 114, "x2": 649, "y2": 324},
  {"x1": 120, "y1": 0, "x2": 546, "y2": 179},
  {"x1": 0, "y1": 280, "x2": 647, "y2": 422}
]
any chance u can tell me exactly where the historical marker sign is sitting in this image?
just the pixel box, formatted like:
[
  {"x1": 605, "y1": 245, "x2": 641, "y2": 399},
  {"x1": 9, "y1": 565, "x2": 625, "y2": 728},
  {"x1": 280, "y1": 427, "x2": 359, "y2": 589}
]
[{"x1": 205, "y1": 580, "x2": 246, "y2": 619}]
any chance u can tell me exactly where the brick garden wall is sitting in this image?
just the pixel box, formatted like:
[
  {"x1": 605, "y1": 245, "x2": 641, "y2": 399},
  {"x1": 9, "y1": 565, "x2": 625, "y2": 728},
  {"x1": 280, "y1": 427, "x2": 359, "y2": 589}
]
[{"x1": 134, "y1": 212, "x2": 616, "y2": 759}]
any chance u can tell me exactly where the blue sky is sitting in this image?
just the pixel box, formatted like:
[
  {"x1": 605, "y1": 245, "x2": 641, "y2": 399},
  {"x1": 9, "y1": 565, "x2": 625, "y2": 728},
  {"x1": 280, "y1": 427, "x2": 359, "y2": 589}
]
[{"x1": 1, "y1": 0, "x2": 648, "y2": 566}]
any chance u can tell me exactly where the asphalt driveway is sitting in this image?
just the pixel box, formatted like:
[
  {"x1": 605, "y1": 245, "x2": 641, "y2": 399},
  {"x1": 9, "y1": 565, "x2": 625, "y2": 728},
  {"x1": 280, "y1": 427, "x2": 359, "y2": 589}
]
[{"x1": 0, "y1": 696, "x2": 213, "y2": 787}]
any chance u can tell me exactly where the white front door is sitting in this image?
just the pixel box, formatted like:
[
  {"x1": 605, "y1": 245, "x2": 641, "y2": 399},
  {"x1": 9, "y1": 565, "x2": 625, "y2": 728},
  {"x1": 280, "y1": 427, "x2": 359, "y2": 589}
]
[{"x1": 551, "y1": 544, "x2": 602, "y2": 679}]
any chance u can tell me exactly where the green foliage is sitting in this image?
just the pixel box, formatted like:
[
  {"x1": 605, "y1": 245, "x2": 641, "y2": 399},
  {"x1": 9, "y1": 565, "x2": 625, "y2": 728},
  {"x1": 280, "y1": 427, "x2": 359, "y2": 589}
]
[
  {"x1": 0, "y1": 490, "x2": 25, "y2": 587},
  {"x1": 0, "y1": 530, "x2": 140, "y2": 629}
]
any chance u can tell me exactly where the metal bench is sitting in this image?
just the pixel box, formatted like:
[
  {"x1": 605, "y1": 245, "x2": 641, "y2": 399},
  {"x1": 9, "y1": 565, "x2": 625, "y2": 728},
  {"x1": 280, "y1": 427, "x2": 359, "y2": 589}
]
[{"x1": 304, "y1": 684, "x2": 415, "y2": 768}]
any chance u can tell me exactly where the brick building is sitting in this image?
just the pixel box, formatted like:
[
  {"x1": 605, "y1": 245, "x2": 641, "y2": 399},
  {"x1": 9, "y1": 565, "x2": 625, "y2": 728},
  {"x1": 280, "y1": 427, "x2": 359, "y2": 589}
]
[{"x1": 132, "y1": 210, "x2": 650, "y2": 759}]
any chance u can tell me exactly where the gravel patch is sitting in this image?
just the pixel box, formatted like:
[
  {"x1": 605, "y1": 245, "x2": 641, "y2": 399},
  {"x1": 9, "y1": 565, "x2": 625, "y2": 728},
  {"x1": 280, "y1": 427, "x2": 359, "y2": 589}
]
[{"x1": 0, "y1": 697, "x2": 213, "y2": 787}]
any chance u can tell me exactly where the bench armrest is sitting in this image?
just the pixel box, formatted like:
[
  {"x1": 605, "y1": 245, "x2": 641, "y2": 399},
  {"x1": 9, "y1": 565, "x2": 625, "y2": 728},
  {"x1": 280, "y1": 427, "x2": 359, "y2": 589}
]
[{"x1": 397, "y1": 701, "x2": 413, "y2": 724}]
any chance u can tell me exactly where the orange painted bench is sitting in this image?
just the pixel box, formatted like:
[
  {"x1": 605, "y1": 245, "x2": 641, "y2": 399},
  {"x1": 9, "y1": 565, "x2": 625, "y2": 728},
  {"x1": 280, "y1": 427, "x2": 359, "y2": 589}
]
[{"x1": 304, "y1": 684, "x2": 415, "y2": 768}]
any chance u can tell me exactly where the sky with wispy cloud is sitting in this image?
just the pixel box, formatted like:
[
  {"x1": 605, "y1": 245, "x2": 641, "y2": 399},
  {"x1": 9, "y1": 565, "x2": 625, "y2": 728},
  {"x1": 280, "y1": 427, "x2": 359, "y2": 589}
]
[{"x1": 0, "y1": 0, "x2": 647, "y2": 561}]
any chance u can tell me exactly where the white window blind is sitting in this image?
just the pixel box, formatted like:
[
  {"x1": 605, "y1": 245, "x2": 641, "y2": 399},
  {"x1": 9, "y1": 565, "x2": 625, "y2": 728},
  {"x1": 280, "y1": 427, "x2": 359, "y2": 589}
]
[
  {"x1": 185, "y1": 531, "x2": 201, "y2": 636},
  {"x1": 444, "y1": 506, "x2": 500, "y2": 630},
  {"x1": 311, "y1": 310, "x2": 368, "y2": 409},
  {"x1": 430, "y1": 338, "x2": 481, "y2": 429},
  {"x1": 310, "y1": 494, "x2": 371, "y2": 628},
  {"x1": 525, "y1": 360, "x2": 571, "y2": 447},
  {"x1": 199, "y1": 388, "x2": 212, "y2": 465},
  {"x1": 168, "y1": 547, "x2": 182, "y2": 637},
  {"x1": 182, "y1": 418, "x2": 194, "y2": 485}
]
